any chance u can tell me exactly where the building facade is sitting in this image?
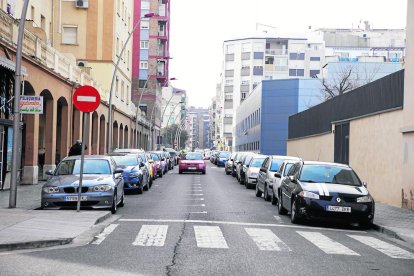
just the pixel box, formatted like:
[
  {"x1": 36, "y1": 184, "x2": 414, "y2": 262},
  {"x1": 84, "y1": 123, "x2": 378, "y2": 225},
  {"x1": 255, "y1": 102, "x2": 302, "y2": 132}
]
[
  {"x1": 235, "y1": 79, "x2": 321, "y2": 155},
  {"x1": 132, "y1": 0, "x2": 171, "y2": 150}
]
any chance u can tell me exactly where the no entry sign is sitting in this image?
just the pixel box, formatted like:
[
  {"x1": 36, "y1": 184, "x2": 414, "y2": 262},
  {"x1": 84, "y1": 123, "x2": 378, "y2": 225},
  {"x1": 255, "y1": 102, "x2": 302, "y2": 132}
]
[{"x1": 73, "y1": 85, "x2": 101, "y2": 113}]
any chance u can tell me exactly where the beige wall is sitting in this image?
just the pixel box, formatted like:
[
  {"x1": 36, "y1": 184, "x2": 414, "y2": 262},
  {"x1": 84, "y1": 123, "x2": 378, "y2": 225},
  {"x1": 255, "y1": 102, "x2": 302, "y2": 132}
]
[
  {"x1": 401, "y1": 0, "x2": 414, "y2": 210},
  {"x1": 287, "y1": 132, "x2": 334, "y2": 162},
  {"x1": 350, "y1": 110, "x2": 404, "y2": 207}
]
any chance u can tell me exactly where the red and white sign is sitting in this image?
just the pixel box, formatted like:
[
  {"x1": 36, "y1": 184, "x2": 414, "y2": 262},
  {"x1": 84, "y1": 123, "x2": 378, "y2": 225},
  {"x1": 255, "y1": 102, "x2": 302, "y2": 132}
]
[{"x1": 73, "y1": 85, "x2": 101, "y2": 113}]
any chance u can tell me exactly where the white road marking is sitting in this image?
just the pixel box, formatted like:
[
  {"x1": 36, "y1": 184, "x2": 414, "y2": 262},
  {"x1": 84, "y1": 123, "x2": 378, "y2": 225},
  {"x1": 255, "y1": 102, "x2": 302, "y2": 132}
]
[
  {"x1": 348, "y1": 235, "x2": 414, "y2": 259},
  {"x1": 190, "y1": 198, "x2": 204, "y2": 201},
  {"x1": 245, "y1": 228, "x2": 291, "y2": 251},
  {"x1": 186, "y1": 194, "x2": 204, "y2": 196},
  {"x1": 194, "y1": 226, "x2": 228, "y2": 248},
  {"x1": 132, "y1": 225, "x2": 168, "y2": 247},
  {"x1": 189, "y1": 211, "x2": 208, "y2": 214},
  {"x1": 184, "y1": 204, "x2": 206, "y2": 207},
  {"x1": 297, "y1": 231, "x2": 359, "y2": 255},
  {"x1": 273, "y1": 215, "x2": 282, "y2": 222},
  {"x1": 119, "y1": 219, "x2": 366, "y2": 233},
  {"x1": 91, "y1": 224, "x2": 119, "y2": 245}
]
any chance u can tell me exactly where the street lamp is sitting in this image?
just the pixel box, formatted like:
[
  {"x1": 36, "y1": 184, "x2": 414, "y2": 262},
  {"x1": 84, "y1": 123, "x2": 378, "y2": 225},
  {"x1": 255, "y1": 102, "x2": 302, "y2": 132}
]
[
  {"x1": 165, "y1": 101, "x2": 184, "y2": 128},
  {"x1": 107, "y1": 12, "x2": 154, "y2": 153}
]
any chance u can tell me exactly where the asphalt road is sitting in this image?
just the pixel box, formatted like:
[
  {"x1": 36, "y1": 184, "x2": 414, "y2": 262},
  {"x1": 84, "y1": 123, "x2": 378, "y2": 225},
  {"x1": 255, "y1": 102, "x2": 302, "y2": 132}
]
[{"x1": 1, "y1": 164, "x2": 414, "y2": 276}]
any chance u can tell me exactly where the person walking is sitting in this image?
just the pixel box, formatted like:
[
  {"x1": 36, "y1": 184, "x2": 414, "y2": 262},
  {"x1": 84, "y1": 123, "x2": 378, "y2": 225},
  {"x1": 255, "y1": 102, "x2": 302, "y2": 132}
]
[{"x1": 68, "y1": 140, "x2": 87, "y2": 156}]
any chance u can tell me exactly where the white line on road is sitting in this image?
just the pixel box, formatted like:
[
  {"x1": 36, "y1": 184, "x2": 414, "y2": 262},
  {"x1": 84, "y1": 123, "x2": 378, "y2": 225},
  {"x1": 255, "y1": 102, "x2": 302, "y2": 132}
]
[
  {"x1": 189, "y1": 211, "x2": 208, "y2": 214},
  {"x1": 297, "y1": 231, "x2": 359, "y2": 255},
  {"x1": 118, "y1": 219, "x2": 366, "y2": 233},
  {"x1": 190, "y1": 198, "x2": 204, "y2": 201},
  {"x1": 348, "y1": 235, "x2": 414, "y2": 259},
  {"x1": 245, "y1": 228, "x2": 291, "y2": 251},
  {"x1": 273, "y1": 215, "x2": 282, "y2": 222},
  {"x1": 184, "y1": 204, "x2": 206, "y2": 207},
  {"x1": 186, "y1": 194, "x2": 204, "y2": 196},
  {"x1": 91, "y1": 224, "x2": 119, "y2": 245},
  {"x1": 194, "y1": 226, "x2": 228, "y2": 248},
  {"x1": 132, "y1": 225, "x2": 168, "y2": 247}
]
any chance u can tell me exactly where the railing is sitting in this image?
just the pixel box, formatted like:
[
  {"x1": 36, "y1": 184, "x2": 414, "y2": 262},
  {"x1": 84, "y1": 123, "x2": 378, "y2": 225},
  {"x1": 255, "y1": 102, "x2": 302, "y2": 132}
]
[{"x1": 265, "y1": 49, "x2": 287, "y2": 55}]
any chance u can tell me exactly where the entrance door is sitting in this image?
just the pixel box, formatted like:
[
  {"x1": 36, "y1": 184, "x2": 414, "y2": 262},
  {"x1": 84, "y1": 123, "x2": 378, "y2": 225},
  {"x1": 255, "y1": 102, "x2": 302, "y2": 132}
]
[{"x1": 334, "y1": 122, "x2": 350, "y2": 165}]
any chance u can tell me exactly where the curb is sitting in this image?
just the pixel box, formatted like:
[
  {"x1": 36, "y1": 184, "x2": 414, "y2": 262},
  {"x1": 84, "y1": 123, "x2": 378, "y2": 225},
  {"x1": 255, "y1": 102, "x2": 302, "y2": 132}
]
[
  {"x1": 0, "y1": 238, "x2": 73, "y2": 252},
  {"x1": 373, "y1": 223, "x2": 405, "y2": 241},
  {"x1": 94, "y1": 212, "x2": 112, "y2": 225}
]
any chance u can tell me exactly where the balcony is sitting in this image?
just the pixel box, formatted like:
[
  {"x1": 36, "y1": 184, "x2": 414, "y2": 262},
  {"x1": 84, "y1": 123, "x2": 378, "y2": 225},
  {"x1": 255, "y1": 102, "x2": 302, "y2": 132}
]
[
  {"x1": 240, "y1": 67, "x2": 250, "y2": 76},
  {"x1": 241, "y1": 52, "x2": 251, "y2": 60},
  {"x1": 224, "y1": 85, "x2": 233, "y2": 93},
  {"x1": 265, "y1": 49, "x2": 287, "y2": 55},
  {"x1": 225, "y1": 69, "x2": 234, "y2": 77}
]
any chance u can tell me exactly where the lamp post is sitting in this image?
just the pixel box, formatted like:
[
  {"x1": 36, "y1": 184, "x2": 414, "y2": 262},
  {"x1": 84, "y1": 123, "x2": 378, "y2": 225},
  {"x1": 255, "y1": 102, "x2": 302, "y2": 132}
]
[
  {"x1": 9, "y1": 0, "x2": 29, "y2": 208},
  {"x1": 165, "y1": 101, "x2": 184, "y2": 128},
  {"x1": 107, "y1": 12, "x2": 154, "y2": 153},
  {"x1": 174, "y1": 121, "x2": 186, "y2": 150}
]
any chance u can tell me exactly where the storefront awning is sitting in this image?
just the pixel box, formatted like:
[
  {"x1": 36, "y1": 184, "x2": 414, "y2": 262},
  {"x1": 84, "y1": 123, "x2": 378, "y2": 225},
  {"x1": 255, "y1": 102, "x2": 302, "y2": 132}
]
[{"x1": 0, "y1": 56, "x2": 28, "y2": 77}]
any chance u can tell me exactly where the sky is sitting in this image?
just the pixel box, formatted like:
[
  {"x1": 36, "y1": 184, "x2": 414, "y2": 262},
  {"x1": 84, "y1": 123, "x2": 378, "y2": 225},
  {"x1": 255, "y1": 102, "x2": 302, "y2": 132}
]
[{"x1": 168, "y1": 0, "x2": 408, "y2": 108}]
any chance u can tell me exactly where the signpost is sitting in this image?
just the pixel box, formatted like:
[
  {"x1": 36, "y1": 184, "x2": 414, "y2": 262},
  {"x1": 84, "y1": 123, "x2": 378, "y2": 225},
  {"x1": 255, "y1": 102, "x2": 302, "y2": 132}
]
[
  {"x1": 72, "y1": 86, "x2": 100, "y2": 212},
  {"x1": 20, "y1": 96, "x2": 43, "y2": 114}
]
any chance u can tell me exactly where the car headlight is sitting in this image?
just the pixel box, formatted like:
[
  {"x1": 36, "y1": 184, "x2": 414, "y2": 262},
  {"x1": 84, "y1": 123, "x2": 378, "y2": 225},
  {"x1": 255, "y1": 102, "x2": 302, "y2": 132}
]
[
  {"x1": 299, "y1": 191, "x2": 320, "y2": 199},
  {"x1": 129, "y1": 172, "x2": 141, "y2": 178},
  {"x1": 357, "y1": 195, "x2": 372, "y2": 203},
  {"x1": 43, "y1": 187, "x2": 60, "y2": 193},
  {"x1": 93, "y1": 185, "x2": 112, "y2": 192}
]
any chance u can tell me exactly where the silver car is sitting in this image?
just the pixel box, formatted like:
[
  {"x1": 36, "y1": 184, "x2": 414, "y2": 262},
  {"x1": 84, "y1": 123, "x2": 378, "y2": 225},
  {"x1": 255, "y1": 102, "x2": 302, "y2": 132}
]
[
  {"x1": 41, "y1": 155, "x2": 125, "y2": 214},
  {"x1": 270, "y1": 160, "x2": 298, "y2": 205},
  {"x1": 244, "y1": 155, "x2": 267, "y2": 189}
]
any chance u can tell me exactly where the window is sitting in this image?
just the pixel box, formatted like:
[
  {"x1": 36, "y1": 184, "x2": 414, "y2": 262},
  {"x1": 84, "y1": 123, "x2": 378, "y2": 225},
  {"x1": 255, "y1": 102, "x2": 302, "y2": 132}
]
[
  {"x1": 62, "y1": 26, "x2": 77, "y2": 45},
  {"x1": 242, "y1": 43, "x2": 250, "y2": 52},
  {"x1": 122, "y1": 1, "x2": 125, "y2": 20},
  {"x1": 140, "y1": 61, "x2": 148, "y2": 69},
  {"x1": 310, "y1": 70, "x2": 320, "y2": 76},
  {"x1": 127, "y1": 50, "x2": 130, "y2": 69},
  {"x1": 117, "y1": 0, "x2": 120, "y2": 13},
  {"x1": 40, "y1": 15, "x2": 45, "y2": 30},
  {"x1": 139, "y1": 80, "x2": 148, "y2": 88},
  {"x1": 289, "y1": 69, "x2": 305, "y2": 76},
  {"x1": 226, "y1": 44, "x2": 234, "y2": 54},
  {"x1": 115, "y1": 78, "x2": 119, "y2": 97},
  {"x1": 289, "y1": 53, "x2": 305, "y2": 60},
  {"x1": 265, "y1": 56, "x2": 274, "y2": 64},
  {"x1": 310, "y1": 56, "x2": 320, "y2": 61},
  {"x1": 225, "y1": 79, "x2": 233, "y2": 85},
  {"x1": 116, "y1": 37, "x2": 119, "y2": 55},
  {"x1": 31, "y1": 6, "x2": 35, "y2": 20},
  {"x1": 121, "y1": 81, "x2": 125, "y2": 101},
  {"x1": 126, "y1": 85, "x2": 129, "y2": 104},
  {"x1": 141, "y1": 20, "x2": 149, "y2": 29},
  {"x1": 140, "y1": 40, "x2": 149, "y2": 49}
]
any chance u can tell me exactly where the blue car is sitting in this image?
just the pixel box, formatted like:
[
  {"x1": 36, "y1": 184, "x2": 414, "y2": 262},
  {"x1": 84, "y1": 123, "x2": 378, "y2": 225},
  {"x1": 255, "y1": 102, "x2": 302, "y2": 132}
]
[
  {"x1": 109, "y1": 153, "x2": 149, "y2": 194},
  {"x1": 216, "y1": 151, "x2": 231, "y2": 167}
]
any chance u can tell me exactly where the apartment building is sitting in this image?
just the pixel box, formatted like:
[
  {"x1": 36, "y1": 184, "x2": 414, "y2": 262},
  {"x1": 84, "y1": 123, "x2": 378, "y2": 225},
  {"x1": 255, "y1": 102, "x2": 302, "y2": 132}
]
[
  {"x1": 132, "y1": 0, "x2": 171, "y2": 150},
  {"x1": 185, "y1": 107, "x2": 209, "y2": 151},
  {"x1": 221, "y1": 35, "x2": 325, "y2": 150},
  {"x1": 160, "y1": 86, "x2": 186, "y2": 129}
]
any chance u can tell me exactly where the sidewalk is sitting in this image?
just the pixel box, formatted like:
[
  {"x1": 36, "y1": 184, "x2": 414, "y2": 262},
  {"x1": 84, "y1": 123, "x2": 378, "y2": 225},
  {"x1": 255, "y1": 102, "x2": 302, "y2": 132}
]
[{"x1": 0, "y1": 184, "x2": 111, "y2": 251}]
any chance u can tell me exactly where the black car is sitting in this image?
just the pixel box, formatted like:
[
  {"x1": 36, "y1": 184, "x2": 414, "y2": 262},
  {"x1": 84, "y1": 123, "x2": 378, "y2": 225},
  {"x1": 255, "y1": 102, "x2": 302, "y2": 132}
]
[{"x1": 278, "y1": 161, "x2": 375, "y2": 228}]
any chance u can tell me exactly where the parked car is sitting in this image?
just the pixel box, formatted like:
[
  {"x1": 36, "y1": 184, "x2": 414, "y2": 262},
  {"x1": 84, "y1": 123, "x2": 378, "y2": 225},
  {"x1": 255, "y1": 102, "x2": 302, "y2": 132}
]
[
  {"x1": 239, "y1": 152, "x2": 256, "y2": 185},
  {"x1": 108, "y1": 153, "x2": 149, "y2": 194},
  {"x1": 41, "y1": 155, "x2": 124, "y2": 214},
  {"x1": 236, "y1": 152, "x2": 249, "y2": 182},
  {"x1": 270, "y1": 159, "x2": 298, "y2": 205},
  {"x1": 113, "y1": 149, "x2": 153, "y2": 187},
  {"x1": 278, "y1": 161, "x2": 375, "y2": 228},
  {"x1": 244, "y1": 155, "x2": 266, "y2": 189},
  {"x1": 256, "y1": 155, "x2": 300, "y2": 201},
  {"x1": 210, "y1": 151, "x2": 219, "y2": 164},
  {"x1": 154, "y1": 151, "x2": 169, "y2": 174},
  {"x1": 179, "y1": 152, "x2": 206, "y2": 174},
  {"x1": 225, "y1": 152, "x2": 237, "y2": 175},
  {"x1": 150, "y1": 152, "x2": 165, "y2": 178},
  {"x1": 216, "y1": 151, "x2": 231, "y2": 167},
  {"x1": 146, "y1": 153, "x2": 156, "y2": 181},
  {"x1": 165, "y1": 148, "x2": 178, "y2": 165},
  {"x1": 232, "y1": 152, "x2": 245, "y2": 177}
]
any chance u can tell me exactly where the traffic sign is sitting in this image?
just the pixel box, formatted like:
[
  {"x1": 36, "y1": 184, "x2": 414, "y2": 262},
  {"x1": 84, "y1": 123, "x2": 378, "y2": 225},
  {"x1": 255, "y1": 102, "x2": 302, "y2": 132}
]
[{"x1": 73, "y1": 85, "x2": 101, "y2": 113}]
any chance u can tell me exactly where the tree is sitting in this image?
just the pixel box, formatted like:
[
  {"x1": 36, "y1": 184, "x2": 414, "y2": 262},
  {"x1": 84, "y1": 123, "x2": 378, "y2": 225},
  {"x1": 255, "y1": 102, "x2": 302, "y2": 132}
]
[
  {"x1": 321, "y1": 63, "x2": 384, "y2": 100},
  {"x1": 161, "y1": 124, "x2": 189, "y2": 149}
]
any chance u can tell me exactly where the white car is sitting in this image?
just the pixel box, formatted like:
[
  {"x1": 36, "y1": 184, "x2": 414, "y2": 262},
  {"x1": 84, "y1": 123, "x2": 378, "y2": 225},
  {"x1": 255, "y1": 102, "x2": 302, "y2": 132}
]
[{"x1": 244, "y1": 155, "x2": 267, "y2": 188}]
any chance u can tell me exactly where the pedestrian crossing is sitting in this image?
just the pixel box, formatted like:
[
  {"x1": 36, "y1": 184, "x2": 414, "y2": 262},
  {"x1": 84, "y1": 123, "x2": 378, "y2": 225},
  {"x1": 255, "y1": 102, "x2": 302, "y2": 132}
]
[{"x1": 92, "y1": 223, "x2": 414, "y2": 260}]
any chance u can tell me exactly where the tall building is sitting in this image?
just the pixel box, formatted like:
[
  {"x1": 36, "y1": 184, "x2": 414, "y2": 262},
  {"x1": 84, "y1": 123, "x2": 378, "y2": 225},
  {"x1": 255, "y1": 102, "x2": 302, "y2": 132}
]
[
  {"x1": 132, "y1": 0, "x2": 171, "y2": 150},
  {"x1": 220, "y1": 35, "x2": 325, "y2": 150},
  {"x1": 160, "y1": 86, "x2": 186, "y2": 128},
  {"x1": 185, "y1": 107, "x2": 209, "y2": 151}
]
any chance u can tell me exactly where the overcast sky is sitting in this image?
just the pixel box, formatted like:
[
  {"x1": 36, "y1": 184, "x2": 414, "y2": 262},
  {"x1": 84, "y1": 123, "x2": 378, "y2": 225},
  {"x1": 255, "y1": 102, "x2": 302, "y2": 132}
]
[{"x1": 168, "y1": 0, "x2": 408, "y2": 108}]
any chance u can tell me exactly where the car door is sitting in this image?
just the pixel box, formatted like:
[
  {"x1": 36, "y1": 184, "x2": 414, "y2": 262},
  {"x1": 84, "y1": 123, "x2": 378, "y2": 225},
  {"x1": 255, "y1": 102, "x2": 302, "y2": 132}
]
[
  {"x1": 273, "y1": 162, "x2": 285, "y2": 197},
  {"x1": 111, "y1": 159, "x2": 123, "y2": 200},
  {"x1": 283, "y1": 163, "x2": 301, "y2": 211},
  {"x1": 258, "y1": 157, "x2": 269, "y2": 191},
  {"x1": 280, "y1": 163, "x2": 298, "y2": 210}
]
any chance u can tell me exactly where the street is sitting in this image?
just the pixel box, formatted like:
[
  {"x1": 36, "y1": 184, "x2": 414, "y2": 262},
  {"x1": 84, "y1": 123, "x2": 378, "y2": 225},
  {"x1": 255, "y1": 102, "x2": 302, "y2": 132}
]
[{"x1": 1, "y1": 165, "x2": 414, "y2": 276}]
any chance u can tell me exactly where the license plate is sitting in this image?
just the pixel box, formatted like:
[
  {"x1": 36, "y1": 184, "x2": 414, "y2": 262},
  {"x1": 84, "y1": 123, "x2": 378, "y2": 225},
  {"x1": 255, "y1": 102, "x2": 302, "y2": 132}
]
[
  {"x1": 188, "y1": 167, "x2": 196, "y2": 170},
  {"x1": 326, "y1": 206, "x2": 351, "y2": 213},
  {"x1": 65, "y1": 196, "x2": 88, "y2": 201}
]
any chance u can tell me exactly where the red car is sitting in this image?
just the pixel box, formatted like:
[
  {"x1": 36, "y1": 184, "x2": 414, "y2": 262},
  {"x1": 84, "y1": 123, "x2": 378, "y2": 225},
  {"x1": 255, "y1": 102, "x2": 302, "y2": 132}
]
[{"x1": 179, "y1": 152, "x2": 206, "y2": 174}]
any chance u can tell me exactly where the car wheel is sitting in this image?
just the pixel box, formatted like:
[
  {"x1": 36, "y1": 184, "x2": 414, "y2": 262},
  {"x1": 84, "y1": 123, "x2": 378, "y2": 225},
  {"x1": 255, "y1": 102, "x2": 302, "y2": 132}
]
[
  {"x1": 271, "y1": 190, "x2": 277, "y2": 205},
  {"x1": 143, "y1": 181, "x2": 149, "y2": 191},
  {"x1": 359, "y1": 218, "x2": 374, "y2": 229},
  {"x1": 291, "y1": 199, "x2": 301, "y2": 224},
  {"x1": 179, "y1": 170, "x2": 182, "y2": 174},
  {"x1": 111, "y1": 193, "x2": 117, "y2": 214},
  {"x1": 137, "y1": 186, "x2": 143, "y2": 194},
  {"x1": 202, "y1": 170, "x2": 206, "y2": 175},
  {"x1": 278, "y1": 192, "x2": 288, "y2": 215},
  {"x1": 159, "y1": 170, "x2": 163, "y2": 178},
  {"x1": 119, "y1": 193, "x2": 125, "y2": 207},
  {"x1": 149, "y1": 176, "x2": 153, "y2": 188},
  {"x1": 264, "y1": 185, "x2": 271, "y2": 201},
  {"x1": 255, "y1": 184, "x2": 262, "y2": 197}
]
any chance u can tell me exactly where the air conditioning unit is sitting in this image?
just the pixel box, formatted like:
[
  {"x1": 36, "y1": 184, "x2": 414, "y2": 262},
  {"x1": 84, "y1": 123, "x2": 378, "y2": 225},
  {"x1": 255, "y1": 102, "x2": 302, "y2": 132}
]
[
  {"x1": 77, "y1": 60, "x2": 88, "y2": 67},
  {"x1": 75, "y1": 0, "x2": 89, "y2": 8}
]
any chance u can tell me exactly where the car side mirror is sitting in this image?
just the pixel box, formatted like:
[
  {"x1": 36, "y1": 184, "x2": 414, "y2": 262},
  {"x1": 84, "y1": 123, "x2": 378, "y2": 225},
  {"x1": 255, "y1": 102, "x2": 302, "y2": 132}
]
[
  {"x1": 289, "y1": 175, "x2": 297, "y2": 182},
  {"x1": 274, "y1": 172, "x2": 281, "y2": 178},
  {"x1": 161, "y1": 158, "x2": 165, "y2": 161},
  {"x1": 45, "y1": 170, "x2": 54, "y2": 176},
  {"x1": 363, "y1": 182, "x2": 368, "y2": 188},
  {"x1": 139, "y1": 162, "x2": 145, "y2": 168},
  {"x1": 114, "y1": 169, "x2": 123, "y2": 174}
]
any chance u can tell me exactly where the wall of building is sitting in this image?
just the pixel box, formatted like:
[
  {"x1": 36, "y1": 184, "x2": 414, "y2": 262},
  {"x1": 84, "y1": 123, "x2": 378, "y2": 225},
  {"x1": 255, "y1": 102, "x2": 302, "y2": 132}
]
[
  {"x1": 287, "y1": 132, "x2": 334, "y2": 161},
  {"x1": 350, "y1": 110, "x2": 403, "y2": 207}
]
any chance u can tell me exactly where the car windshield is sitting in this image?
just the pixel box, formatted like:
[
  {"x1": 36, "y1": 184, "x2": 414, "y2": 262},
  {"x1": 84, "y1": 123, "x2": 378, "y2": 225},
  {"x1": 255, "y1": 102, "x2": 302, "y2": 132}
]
[
  {"x1": 251, "y1": 158, "x2": 265, "y2": 168},
  {"x1": 299, "y1": 165, "x2": 361, "y2": 186},
  {"x1": 270, "y1": 160, "x2": 283, "y2": 171},
  {"x1": 138, "y1": 154, "x2": 147, "y2": 162},
  {"x1": 111, "y1": 155, "x2": 138, "y2": 166},
  {"x1": 219, "y1": 152, "x2": 230, "y2": 158},
  {"x1": 151, "y1": 154, "x2": 160, "y2": 161},
  {"x1": 55, "y1": 159, "x2": 111, "y2": 175},
  {"x1": 185, "y1": 153, "x2": 203, "y2": 160}
]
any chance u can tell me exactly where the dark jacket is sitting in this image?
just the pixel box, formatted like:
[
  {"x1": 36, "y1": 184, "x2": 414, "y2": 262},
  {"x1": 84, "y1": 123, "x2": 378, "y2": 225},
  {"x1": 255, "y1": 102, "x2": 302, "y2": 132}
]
[{"x1": 68, "y1": 142, "x2": 87, "y2": 156}]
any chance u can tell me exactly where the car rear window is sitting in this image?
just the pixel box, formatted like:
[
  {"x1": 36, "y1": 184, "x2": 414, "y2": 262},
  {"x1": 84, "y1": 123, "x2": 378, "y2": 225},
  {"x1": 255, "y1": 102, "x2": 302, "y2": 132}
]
[{"x1": 185, "y1": 153, "x2": 203, "y2": 160}]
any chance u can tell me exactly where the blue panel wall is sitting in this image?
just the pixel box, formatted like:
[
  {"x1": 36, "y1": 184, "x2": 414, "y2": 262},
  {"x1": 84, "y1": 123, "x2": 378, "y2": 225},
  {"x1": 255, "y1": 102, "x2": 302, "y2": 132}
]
[
  {"x1": 140, "y1": 29, "x2": 149, "y2": 40},
  {"x1": 298, "y1": 79, "x2": 323, "y2": 112},
  {"x1": 140, "y1": 49, "x2": 149, "y2": 61},
  {"x1": 260, "y1": 79, "x2": 299, "y2": 155},
  {"x1": 139, "y1": 69, "x2": 148, "y2": 79}
]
